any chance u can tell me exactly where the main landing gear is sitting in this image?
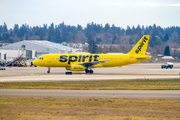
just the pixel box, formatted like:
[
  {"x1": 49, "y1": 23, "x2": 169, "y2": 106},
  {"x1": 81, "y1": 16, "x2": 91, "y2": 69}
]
[
  {"x1": 47, "y1": 68, "x2": 50, "y2": 74},
  {"x1": 85, "y1": 68, "x2": 93, "y2": 74},
  {"x1": 47, "y1": 68, "x2": 93, "y2": 74},
  {"x1": 65, "y1": 72, "x2": 72, "y2": 75}
]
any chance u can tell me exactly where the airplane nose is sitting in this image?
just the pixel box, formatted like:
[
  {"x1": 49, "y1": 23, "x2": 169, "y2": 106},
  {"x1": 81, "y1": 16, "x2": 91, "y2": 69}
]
[
  {"x1": 31, "y1": 62, "x2": 33, "y2": 66},
  {"x1": 32, "y1": 60, "x2": 37, "y2": 66}
]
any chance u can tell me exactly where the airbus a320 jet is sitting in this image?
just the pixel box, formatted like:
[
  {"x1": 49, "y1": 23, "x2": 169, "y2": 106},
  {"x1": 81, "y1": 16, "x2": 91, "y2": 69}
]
[{"x1": 33, "y1": 35, "x2": 151, "y2": 74}]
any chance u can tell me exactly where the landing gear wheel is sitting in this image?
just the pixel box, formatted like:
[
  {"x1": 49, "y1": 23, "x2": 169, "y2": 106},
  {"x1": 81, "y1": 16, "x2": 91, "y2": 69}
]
[
  {"x1": 89, "y1": 70, "x2": 93, "y2": 74},
  {"x1": 85, "y1": 69, "x2": 93, "y2": 74},
  {"x1": 66, "y1": 72, "x2": 72, "y2": 75},
  {"x1": 47, "y1": 68, "x2": 50, "y2": 74},
  {"x1": 85, "y1": 69, "x2": 89, "y2": 73}
]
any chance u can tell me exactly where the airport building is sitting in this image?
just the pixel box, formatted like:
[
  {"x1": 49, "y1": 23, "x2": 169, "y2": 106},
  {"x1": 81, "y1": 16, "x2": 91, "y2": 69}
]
[
  {"x1": 0, "y1": 40, "x2": 79, "y2": 60},
  {"x1": 0, "y1": 49, "x2": 36, "y2": 62}
]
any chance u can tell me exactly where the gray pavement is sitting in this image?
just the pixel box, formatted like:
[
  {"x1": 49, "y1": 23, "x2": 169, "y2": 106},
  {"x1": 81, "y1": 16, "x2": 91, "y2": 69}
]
[
  {"x1": 1, "y1": 63, "x2": 180, "y2": 99},
  {"x1": 0, "y1": 89, "x2": 180, "y2": 99},
  {"x1": 1, "y1": 63, "x2": 180, "y2": 82},
  {"x1": 1, "y1": 74, "x2": 180, "y2": 82}
]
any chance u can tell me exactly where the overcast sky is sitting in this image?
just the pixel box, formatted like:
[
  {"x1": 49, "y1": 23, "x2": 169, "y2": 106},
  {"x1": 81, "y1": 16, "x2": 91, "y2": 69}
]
[{"x1": 1, "y1": 0, "x2": 180, "y2": 29}]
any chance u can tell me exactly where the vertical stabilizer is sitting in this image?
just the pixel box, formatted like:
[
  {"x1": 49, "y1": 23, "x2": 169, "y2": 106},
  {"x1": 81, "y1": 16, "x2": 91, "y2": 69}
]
[{"x1": 128, "y1": 35, "x2": 150, "y2": 55}]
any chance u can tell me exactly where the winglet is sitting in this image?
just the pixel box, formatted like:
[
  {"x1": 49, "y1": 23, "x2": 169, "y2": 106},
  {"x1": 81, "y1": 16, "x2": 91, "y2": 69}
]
[{"x1": 128, "y1": 35, "x2": 150, "y2": 55}]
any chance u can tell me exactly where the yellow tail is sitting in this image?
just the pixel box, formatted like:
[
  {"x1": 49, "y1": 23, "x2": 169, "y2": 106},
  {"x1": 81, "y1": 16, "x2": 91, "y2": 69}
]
[{"x1": 128, "y1": 35, "x2": 150, "y2": 55}]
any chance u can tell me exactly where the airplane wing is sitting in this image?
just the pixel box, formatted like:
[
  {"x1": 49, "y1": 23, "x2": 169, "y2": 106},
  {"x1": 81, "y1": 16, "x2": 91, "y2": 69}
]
[{"x1": 75, "y1": 61, "x2": 107, "y2": 67}]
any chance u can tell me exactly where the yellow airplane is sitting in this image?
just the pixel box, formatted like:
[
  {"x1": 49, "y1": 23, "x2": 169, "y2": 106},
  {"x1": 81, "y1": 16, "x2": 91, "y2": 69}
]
[{"x1": 32, "y1": 35, "x2": 151, "y2": 74}]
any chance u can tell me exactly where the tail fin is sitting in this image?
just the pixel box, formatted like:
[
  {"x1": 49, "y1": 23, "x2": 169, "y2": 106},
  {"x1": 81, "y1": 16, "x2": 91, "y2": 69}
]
[{"x1": 128, "y1": 35, "x2": 150, "y2": 55}]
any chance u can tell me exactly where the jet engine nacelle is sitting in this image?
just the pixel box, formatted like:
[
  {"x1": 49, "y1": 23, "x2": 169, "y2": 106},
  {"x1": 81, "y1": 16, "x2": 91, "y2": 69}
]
[{"x1": 71, "y1": 65, "x2": 85, "y2": 71}]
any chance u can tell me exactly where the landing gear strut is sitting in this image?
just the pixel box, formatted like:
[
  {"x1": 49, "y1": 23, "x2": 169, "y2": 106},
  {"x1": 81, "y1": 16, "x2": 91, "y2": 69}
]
[{"x1": 47, "y1": 68, "x2": 50, "y2": 74}]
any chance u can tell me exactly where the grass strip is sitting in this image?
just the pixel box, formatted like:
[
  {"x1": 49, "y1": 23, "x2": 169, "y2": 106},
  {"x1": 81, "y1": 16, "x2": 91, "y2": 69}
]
[
  {"x1": 0, "y1": 97, "x2": 180, "y2": 120},
  {"x1": 0, "y1": 78, "x2": 180, "y2": 90}
]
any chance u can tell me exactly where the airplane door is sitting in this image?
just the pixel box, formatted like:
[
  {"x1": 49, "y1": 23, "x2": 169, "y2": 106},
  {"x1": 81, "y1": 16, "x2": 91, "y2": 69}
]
[
  {"x1": 126, "y1": 56, "x2": 134, "y2": 63},
  {"x1": 126, "y1": 56, "x2": 130, "y2": 63},
  {"x1": 47, "y1": 56, "x2": 51, "y2": 63}
]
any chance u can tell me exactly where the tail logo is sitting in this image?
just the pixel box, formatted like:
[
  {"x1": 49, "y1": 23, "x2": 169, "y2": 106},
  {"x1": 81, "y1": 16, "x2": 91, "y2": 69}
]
[{"x1": 135, "y1": 37, "x2": 148, "y2": 54}]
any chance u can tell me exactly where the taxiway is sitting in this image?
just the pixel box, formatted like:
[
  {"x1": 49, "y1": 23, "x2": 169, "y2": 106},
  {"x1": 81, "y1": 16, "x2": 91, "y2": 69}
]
[{"x1": 0, "y1": 63, "x2": 180, "y2": 82}]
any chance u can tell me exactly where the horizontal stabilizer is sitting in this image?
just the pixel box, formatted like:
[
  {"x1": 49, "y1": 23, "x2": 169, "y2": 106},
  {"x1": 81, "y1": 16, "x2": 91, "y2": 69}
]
[{"x1": 136, "y1": 57, "x2": 151, "y2": 60}]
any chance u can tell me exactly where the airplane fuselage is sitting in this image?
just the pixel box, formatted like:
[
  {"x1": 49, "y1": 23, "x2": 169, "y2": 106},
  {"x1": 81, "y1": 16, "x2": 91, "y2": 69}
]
[{"x1": 33, "y1": 54, "x2": 151, "y2": 68}]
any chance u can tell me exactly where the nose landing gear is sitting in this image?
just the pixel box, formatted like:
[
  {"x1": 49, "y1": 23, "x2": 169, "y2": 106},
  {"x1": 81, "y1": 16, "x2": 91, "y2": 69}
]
[{"x1": 47, "y1": 68, "x2": 50, "y2": 74}]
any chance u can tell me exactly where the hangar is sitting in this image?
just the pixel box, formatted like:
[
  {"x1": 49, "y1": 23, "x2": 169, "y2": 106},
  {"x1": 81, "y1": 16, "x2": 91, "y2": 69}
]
[{"x1": 0, "y1": 40, "x2": 77, "y2": 58}]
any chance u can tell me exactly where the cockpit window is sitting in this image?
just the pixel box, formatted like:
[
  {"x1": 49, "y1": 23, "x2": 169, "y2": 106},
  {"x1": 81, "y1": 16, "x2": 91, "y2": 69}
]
[{"x1": 39, "y1": 57, "x2": 43, "y2": 60}]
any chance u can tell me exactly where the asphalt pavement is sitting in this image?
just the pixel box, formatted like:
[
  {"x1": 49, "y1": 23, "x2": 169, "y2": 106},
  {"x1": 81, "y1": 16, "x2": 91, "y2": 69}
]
[{"x1": 0, "y1": 89, "x2": 180, "y2": 99}]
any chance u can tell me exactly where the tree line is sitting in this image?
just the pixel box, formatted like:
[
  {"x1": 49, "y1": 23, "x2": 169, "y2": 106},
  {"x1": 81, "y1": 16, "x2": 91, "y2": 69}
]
[{"x1": 0, "y1": 22, "x2": 180, "y2": 56}]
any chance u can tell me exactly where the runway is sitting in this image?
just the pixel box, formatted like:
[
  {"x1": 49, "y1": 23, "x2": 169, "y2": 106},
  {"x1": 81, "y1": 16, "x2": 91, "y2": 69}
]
[
  {"x1": 0, "y1": 63, "x2": 180, "y2": 99},
  {"x1": 0, "y1": 89, "x2": 180, "y2": 99},
  {"x1": 1, "y1": 63, "x2": 180, "y2": 82}
]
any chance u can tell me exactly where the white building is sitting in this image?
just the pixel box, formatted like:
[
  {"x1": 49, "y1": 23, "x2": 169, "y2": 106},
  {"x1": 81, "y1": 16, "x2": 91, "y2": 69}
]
[
  {"x1": 0, "y1": 40, "x2": 79, "y2": 58},
  {"x1": 0, "y1": 49, "x2": 36, "y2": 62}
]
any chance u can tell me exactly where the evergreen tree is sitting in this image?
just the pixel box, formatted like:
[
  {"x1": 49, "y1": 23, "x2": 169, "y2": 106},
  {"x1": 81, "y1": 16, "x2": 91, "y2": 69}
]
[
  {"x1": 104, "y1": 23, "x2": 110, "y2": 31},
  {"x1": 2, "y1": 33, "x2": 10, "y2": 40},
  {"x1": 112, "y1": 35, "x2": 116, "y2": 44},
  {"x1": 87, "y1": 34, "x2": 97, "y2": 54},
  {"x1": 3, "y1": 22, "x2": 8, "y2": 32},
  {"x1": 89, "y1": 39, "x2": 97, "y2": 53},
  {"x1": 129, "y1": 38, "x2": 133, "y2": 44},
  {"x1": 153, "y1": 24, "x2": 156, "y2": 29},
  {"x1": 126, "y1": 25, "x2": 132, "y2": 35},
  {"x1": 136, "y1": 24, "x2": 141, "y2": 34},
  {"x1": 49, "y1": 22, "x2": 54, "y2": 30},
  {"x1": 96, "y1": 38, "x2": 101, "y2": 44},
  {"x1": 164, "y1": 46, "x2": 170, "y2": 56},
  {"x1": 19, "y1": 24, "x2": 27, "y2": 38},
  {"x1": 54, "y1": 29, "x2": 62, "y2": 43},
  {"x1": 163, "y1": 33, "x2": 169, "y2": 42},
  {"x1": 132, "y1": 25, "x2": 135, "y2": 33},
  {"x1": 14, "y1": 24, "x2": 19, "y2": 34},
  {"x1": 77, "y1": 24, "x2": 82, "y2": 31},
  {"x1": 87, "y1": 33, "x2": 93, "y2": 44},
  {"x1": 149, "y1": 32, "x2": 156, "y2": 47}
]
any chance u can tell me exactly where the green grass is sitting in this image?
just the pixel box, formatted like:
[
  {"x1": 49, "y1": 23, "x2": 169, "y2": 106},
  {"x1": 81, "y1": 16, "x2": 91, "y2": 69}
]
[
  {"x1": 0, "y1": 97, "x2": 180, "y2": 120},
  {"x1": 0, "y1": 78, "x2": 180, "y2": 90}
]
